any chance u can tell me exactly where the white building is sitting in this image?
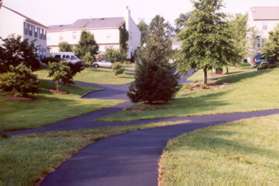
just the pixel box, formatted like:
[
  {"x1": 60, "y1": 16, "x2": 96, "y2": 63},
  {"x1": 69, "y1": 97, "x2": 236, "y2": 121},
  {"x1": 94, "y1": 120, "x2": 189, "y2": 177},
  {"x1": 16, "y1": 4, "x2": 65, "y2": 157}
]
[
  {"x1": 248, "y1": 7, "x2": 279, "y2": 54},
  {"x1": 48, "y1": 8, "x2": 141, "y2": 58},
  {"x1": 0, "y1": 5, "x2": 48, "y2": 57}
]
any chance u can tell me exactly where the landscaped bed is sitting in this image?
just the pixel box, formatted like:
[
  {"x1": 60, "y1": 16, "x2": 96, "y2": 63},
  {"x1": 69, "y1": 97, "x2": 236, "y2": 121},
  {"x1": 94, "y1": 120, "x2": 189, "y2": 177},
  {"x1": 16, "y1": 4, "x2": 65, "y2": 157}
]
[
  {"x1": 101, "y1": 67, "x2": 279, "y2": 121},
  {"x1": 159, "y1": 115, "x2": 279, "y2": 185},
  {"x1": 0, "y1": 120, "x2": 188, "y2": 186}
]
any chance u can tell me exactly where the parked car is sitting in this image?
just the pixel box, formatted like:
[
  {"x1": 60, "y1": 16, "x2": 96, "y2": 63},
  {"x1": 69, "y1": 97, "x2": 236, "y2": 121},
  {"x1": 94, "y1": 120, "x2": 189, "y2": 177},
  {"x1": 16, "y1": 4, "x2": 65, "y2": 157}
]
[
  {"x1": 92, "y1": 60, "x2": 112, "y2": 68},
  {"x1": 52, "y1": 52, "x2": 83, "y2": 64},
  {"x1": 253, "y1": 53, "x2": 265, "y2": 66}
]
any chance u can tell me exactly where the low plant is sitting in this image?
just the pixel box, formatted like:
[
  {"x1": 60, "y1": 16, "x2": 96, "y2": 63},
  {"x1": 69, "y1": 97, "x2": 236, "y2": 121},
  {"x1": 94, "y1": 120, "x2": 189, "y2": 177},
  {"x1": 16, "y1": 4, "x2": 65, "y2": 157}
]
[
  {"x1": 112, "y1": 62, "x2": 125, "y2": 76},
  {"x1": 0, "y1": 63, "x2": 39, "y2": 97},
  {"x1": 104, "y1": 49, "x2": 126, "y2": 62}
]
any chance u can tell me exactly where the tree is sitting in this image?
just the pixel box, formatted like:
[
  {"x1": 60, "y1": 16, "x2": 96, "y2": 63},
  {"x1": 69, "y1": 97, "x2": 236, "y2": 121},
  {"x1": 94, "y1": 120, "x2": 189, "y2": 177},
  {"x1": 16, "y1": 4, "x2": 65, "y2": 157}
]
[
  {"x1": 138, "y1": 20, "x2": 149, "y2": 46},
  {"x1": 263, "y1": 25, "x2": 279, "y2": 63},
  {"x1": 178, "y1": 0, "x2": 240, "y2": 84},
  {"x1": 229, "y1": 14, "x2": 248, "y2": 61},
  {"x1": 0, "y1": 35, "x2": 39, "y2": 73},
  {"x1": 175, "y1": 12, "x2": 192, "y2": 33},
  {"x1": 119, "y1": 24, "x2": 129, "y2": 53},
  {"x1": 0, "y1": 63, "x2": 39, "y2": 97},
  {"x1": 127, "y1": 15, "x2": 180, "y2": 104},
  {"x1": 104, "y1": 49, "x2": 126, "y2": 62},
  {"x1": 48, "y1": 61, "x2": 72, "y2": 92},
  {"x1": 75, "y1": 31, "x2": 99, "y2": 60},
  {"x1": 58, "y1": 42, "x2": 73, "y2": 52}
]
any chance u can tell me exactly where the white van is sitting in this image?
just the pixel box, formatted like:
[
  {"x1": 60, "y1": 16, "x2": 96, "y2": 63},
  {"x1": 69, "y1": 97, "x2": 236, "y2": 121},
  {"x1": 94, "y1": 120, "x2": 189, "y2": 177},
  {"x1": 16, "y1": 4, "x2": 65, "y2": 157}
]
[{"x1": 52, "y1": 52, "x2": 82, "y2": 64}]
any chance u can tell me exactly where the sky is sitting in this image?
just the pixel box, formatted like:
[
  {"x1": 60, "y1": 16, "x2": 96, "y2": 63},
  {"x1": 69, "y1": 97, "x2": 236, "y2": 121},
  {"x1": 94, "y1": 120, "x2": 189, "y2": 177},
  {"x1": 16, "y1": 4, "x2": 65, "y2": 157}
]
[{"x1": 3, "y1": 0, "x2": 279, "y2": 26}]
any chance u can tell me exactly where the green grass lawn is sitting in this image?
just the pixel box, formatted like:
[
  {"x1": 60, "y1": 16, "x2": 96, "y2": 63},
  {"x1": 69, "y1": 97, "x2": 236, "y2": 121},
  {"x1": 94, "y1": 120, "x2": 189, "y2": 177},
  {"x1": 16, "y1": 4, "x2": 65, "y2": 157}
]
[
  {"x1": 0, "y1": 120, "x2": 188, "y2": 186},
  {"x1": 0, "y1": 72, "x2": 122, "y2": 131},
  {"x1": 102, "y1": 67, "x2": 279, "y2": 121},
  {"x1": 75, "y1": 68, "x2": 134, "y2": 85},
  {"x1": 159, "y1": 115, "x2": 279, "y2": 185}
]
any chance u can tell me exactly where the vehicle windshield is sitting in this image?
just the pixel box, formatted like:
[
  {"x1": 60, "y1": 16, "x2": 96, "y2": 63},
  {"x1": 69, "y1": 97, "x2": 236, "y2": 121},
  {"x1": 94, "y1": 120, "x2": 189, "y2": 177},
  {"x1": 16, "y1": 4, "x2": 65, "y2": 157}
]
[{"x1": 71, "y1": 55, "x2": 78, "y2": 60}]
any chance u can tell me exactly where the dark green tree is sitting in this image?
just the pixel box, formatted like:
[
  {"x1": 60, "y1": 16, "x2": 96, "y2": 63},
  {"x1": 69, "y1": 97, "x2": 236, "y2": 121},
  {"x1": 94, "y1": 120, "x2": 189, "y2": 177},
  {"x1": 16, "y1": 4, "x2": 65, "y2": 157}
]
[
  {"x1": 178, "y1": 0, "x2": 240, "y2": 84},
  {"x1": 0, "y1": 36, "x2": 39, "y2": 73},
  {"x1": 75, "y1": 31, "x2": 99, "y2": 60},
  {"x1": 138, "y1": 20, "x2": 149, "y2": 46},
  {"x1": 263, "y1": 25, "x2": 279, "y2": 63},
  {"x1": 128, "y1": 15, "x2": 180, "y2": 104},
  {"x1": 58, "y1": 42, "x2": 73, "y2": 52},
  {"x1": 119, "y1": 24, "x2": 129, "y2": 53}
]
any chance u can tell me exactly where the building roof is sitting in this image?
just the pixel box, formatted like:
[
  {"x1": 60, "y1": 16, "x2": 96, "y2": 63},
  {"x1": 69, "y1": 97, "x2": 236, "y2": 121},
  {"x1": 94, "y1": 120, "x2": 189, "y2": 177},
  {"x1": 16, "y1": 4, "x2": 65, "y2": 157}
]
[
  {"x1": 251, "y1": 7, "x2": 279, "y2": 21},
  {"x1": 2, "y1": 5, "x2": 47, "y2": 28},
  {"x1": 48, "y1": 17, "x2": 125, "y2": 32}
]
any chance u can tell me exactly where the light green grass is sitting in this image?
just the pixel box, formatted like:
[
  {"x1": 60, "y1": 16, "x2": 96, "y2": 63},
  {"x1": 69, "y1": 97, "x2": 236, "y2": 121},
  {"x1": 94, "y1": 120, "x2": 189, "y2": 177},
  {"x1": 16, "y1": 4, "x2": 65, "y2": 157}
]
[
  {"x1": 0, "y1": 73, "x2": 122, "y2": 131},
  {"x1": 0, "y1": 119, "x2": 188, "y2": 186},
  {"x1": 159, "y1": 115, "x2": 279, "y2": 186},
  {"x1": 102, "y1": 68, "x2": 279, "y2": 121},
  {"x1": 75, "y1": 68, "x2": 134, "y2": 85}
]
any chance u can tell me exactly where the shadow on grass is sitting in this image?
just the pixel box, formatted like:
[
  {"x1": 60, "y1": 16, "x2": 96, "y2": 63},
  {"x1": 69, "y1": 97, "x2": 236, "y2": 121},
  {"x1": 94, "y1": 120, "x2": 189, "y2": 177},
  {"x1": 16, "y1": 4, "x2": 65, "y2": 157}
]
[
  {"x1": 216, "y1": 69, "x2": 269, "y2": 84},
  {"x1": 174, "y1": 128, "x2": 279, "y2": 160}
]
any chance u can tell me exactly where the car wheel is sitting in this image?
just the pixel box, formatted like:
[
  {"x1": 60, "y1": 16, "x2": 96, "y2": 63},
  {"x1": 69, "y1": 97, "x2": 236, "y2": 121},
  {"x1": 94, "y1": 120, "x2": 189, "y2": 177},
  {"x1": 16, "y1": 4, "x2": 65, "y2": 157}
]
[{"x1": 93, "y1": 64, "x2": 99, "y2": 68}]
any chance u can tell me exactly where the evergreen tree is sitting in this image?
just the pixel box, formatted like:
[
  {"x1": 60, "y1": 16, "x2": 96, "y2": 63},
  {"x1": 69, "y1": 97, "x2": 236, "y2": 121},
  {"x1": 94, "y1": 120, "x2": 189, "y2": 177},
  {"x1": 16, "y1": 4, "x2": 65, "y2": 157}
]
[
  {"x1": 128, "y1": 15, "x2": 180, "y2": 104},
  {"x1": 75, "y1": 31, "x2": 99, "y2": 60},
  {"x1": 138, "y1": 20, "x2": 149, "y2": 46},
  {"x1": 178, "y1": 0, "x2": 239, "y2": 84},
  {"x1": 263, "y1": 25, "x2": 279, "y2": 63}
]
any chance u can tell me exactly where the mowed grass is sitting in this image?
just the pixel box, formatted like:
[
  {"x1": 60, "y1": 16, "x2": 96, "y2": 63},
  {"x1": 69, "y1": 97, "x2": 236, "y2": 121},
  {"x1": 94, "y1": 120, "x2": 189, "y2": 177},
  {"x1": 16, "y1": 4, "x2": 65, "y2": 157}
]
[
  {"x1": 0, "y1": 72, "x2": 122, "y2": 131},
  {"x1": 102, "y1": 67, "x2": 279, "y2": 121},
  {"x1": 0, "y1": 120, "x2": 188, "y2": 186},
  {"x1": 74, "y1": 68, "x2": 134, "y2": 85},
  {"x1": 159, "y1": 115, "x2": 279, "y2": 185}
]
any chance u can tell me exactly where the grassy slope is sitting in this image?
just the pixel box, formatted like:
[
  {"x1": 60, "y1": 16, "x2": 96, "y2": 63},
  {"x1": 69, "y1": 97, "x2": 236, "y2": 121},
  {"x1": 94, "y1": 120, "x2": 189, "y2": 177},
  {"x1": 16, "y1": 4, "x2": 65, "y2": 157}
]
[
  {"x1": 160, "y1": 115, "x2": 279, "y2": 185},
  {"x1": 0, "y1": 120, "x2": 188, "y2": 186},
  {"x1": 0, "y1": 71, "x2": 122, "y2": 131},
  {"x1": 75, "y1": 68, "x2": 134, "y2": 85},
  {"x1": 102, "y1": 68, "x2": 279, "y2": 121}
]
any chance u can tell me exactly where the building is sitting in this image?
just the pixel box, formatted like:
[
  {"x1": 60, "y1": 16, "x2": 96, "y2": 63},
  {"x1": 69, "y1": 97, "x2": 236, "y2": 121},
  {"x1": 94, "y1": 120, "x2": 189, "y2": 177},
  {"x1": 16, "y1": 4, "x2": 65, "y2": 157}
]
[
  {"x1": 248, "y1": 7, "x2": 279, "y2": 55},
  {"x1": 0, "y1": 4, "x2": 48, "y2": 57},
  {"x1": 47, "y1": 8, "x2": 141, "y2": 58}
]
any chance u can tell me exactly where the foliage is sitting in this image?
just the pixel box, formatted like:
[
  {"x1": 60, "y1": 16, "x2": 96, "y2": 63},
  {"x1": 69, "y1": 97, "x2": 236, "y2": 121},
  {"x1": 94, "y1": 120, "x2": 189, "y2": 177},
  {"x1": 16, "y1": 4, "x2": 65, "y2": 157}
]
[
  {"x1": 0, "y1": 35, "x2": 39, "y2": 73},
  {"x1": 128, "y1": 15, "x2": 180, "y2": 104},
  {"x1": 263, "y1": 25, "x2": 279, "y2": 63},
  {"x1": 58, "y1": 42, "x2": 73, "y2": 52},
  {"x1": 104, "y1": 48, "x2": 126, "y2": 62},
  {"x1": 48, "y1": 61, "x2": 73, "y2": 91},
  {"x1": 0, "y1": 63, "x2": 39, "y2": 97},
  {"x1": 178, "y1": 0, "x2": 240, "y2": 84},
  {"x1": 83, "y1": 52, "x2": 94, "y2": 67},
  {"x1": 112, "y1": 62, "x2": 125, "y2": 76},
  {"x1": 175, "y1": 12, "x2": 191, "y2": 33},
  {"x1": 75, "y1": 31, "x2": 99, "y2": 60},
  {"x1": 229, "y1": 14, "x2": 248, "y2": 61},
  {"x1": 119, "y1": 23, "x2": 129, "y2": 52},
  {"x1": 138, "y1": 20, "x2": 149, "y2": 46}
]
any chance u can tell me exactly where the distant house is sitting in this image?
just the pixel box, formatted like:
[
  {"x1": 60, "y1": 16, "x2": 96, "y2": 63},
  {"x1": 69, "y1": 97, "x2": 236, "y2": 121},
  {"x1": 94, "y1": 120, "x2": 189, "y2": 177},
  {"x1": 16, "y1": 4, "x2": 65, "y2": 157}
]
[
  {"x1": 0, "y1": 5, "x2": 48, "y2": 57},
  {"x1": 47, "y1": 8, "x2": 141, "y2": 59},
  {"x1": 248, "y1": 7, "x2": 279, "y2": 55}
]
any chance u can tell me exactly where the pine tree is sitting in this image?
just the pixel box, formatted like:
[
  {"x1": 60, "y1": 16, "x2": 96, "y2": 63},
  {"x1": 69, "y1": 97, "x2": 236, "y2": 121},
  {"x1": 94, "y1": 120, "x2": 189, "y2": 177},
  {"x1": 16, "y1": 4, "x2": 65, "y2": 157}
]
[
  {"x1": 75, "y1": 31, "x2": 99, "y2": 60},
  {"x1": 127, "y1": 15, "x2": 180, "y2": 104},
  {"x1": 178, "y1": 0, "x2": 239, "y2": 84}
]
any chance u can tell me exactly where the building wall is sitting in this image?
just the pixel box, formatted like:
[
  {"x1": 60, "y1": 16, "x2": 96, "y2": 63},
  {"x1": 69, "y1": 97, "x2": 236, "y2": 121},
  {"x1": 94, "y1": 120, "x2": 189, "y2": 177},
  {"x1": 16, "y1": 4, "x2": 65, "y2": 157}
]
[
  {"x1": 0, "y1": 6, "x2": 24, "y2": 41},
  {"x1": 125, "y1": 9, "x2": 141, "y2": 58},
  {"x1": 0, "y1": 7, "x2": 47, "y2": 57},
  {"x1": 47, "y1": 28, "x2": 121, "y2": 53}
]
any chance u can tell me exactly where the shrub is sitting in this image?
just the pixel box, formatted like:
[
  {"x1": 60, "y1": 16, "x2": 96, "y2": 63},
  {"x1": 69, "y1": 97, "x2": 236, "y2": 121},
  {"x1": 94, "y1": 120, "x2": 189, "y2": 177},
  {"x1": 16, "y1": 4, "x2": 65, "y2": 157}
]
[
  {"x1": 104, "y1": 49, "x2": 126, "y2": 62},
  {"x1": 112, "y1": 62, "x2": 125, "y2": 76},
  {"x1": 0, "y1": 36, "x2": 39, "y2": 73},
  {"x1": 0, "y1": 63, "x2": 39, "y2": 97},
  {"x1": 48, "y1": 61, "x2": 73, "y2": 91}
]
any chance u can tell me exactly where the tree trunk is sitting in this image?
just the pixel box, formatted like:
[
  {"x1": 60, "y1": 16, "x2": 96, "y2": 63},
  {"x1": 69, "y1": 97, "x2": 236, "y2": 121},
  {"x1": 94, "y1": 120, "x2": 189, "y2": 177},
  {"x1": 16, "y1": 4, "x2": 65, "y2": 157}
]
[
  {"x1": 226, "y1": 66, "x2": 229, "y2": 74},
  {"x1": 203, "y1": 67, "x2": 208, "y2": 85}
]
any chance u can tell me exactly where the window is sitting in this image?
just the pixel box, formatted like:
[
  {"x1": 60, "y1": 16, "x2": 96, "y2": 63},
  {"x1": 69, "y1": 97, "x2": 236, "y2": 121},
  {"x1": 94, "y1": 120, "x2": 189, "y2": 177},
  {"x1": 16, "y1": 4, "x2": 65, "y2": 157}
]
[
  {"x1": 34, "y1": 27, "x2": 38, "y2": 38},
  {"x1": 24, "y1": 23, "x2": 28, "y2": 35},
  {"x1": 262, "y1": 24, "x2": 268, "y2": 30},
  {"x1": 72, "y1": 32, "x2": 77, "y2": 40},
  {"x1": 54, "y1": 55, "x2": 61, "y2": 59}
]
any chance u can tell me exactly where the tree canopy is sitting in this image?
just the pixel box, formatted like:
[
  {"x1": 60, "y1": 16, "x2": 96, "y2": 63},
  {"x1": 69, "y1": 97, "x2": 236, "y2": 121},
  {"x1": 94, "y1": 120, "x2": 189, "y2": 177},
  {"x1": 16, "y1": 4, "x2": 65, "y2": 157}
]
[
  {"x1": 178, "y1": 0, "x2": 240, "y2": 84},
  {"x1": 263, "y1": 25, "x2": 279, "y2": 63},
  {"x1": 75, "y1": 31, "x2": 99, "y2": 60},
  {"x1": 58, "y1": 42, "x2": 73, "y2": 52}
]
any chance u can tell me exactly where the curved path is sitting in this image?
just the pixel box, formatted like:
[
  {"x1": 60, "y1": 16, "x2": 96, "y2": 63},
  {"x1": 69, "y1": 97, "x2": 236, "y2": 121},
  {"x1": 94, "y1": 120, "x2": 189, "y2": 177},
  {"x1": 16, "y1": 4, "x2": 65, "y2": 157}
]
[{"x1": 41, "y1": 109, "x2": 279, "y2": 186}]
